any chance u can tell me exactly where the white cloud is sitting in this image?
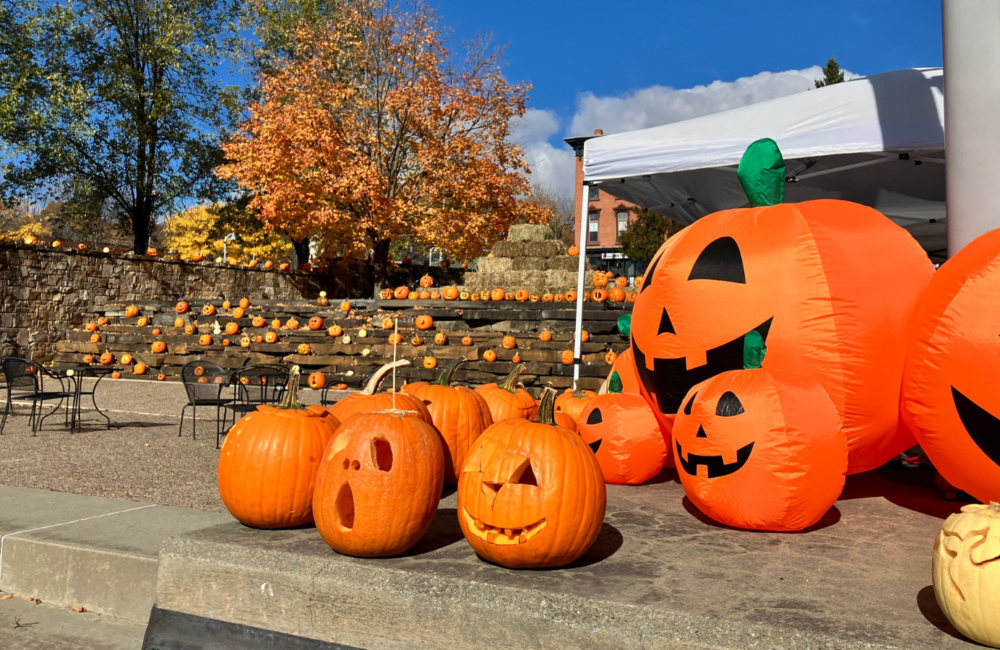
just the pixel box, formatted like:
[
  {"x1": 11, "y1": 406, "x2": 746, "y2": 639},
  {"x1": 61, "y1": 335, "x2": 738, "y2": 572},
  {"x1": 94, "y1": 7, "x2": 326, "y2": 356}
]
[{"x1": 518, "y1": 66, "x2": 858, "y2": 200}]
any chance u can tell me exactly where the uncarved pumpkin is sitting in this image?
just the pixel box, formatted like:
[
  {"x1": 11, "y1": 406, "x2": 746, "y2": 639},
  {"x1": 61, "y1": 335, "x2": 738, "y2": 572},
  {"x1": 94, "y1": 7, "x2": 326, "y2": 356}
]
[
  {"x1": 327, "y1": 360, "x2": 433, "y2": 424},
  {"x1": 403, "y1": 357, "x2": 494, "y2": 485},
  {"x1": 225, "y1": 321, "x2": 240, "y2": 336},
  {"x1": 482, "y1": 349, "x2": 497, "y2": 362},
  {"x1": 415, "y1": 315, "x2": 434, "y2": 330},
  {"x1": 555, "y1": 388, "x2": 597, "y2": 423},
  {"x1": 577, "y1": 391, "x2": 667, "y2": 485},
  {"x1": 219, "y1": 368, "x2": 341, "y2": 528},
  {"x1": 539, "y1": 330, "x2": 552, "y2": 342},
  {"x1": 124, "y1": 305, "x2": 139, "y2": 318},
  {"x1": 199, "y1": 335, "x2": 212, "y2": 346},
  {"x1": 457, "y1": 389, "x2": 606, "y2": 568},
  {"x1": 151, "y1": 341, "x2": 166, "y2": 354},
  {"x1": 474, "y1": 365, "x2": 538, "y2": 422},
  {"x1": 901, "y1": 227, "x2": 1000, "y2": 504},
  {"x1": 314, "y1": 410, "x2": 443, "y2": 557}
]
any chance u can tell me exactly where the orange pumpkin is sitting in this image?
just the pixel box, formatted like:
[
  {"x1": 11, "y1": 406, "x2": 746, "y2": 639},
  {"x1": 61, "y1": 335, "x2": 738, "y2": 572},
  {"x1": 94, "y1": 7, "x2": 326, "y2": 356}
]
[
  {"x1": 286, "y1": 318, "x2": 300, "y2": 331},
  {"x1": 901, "y1": 227, "x2": 1000, "y2": 504},
  {"x1": 515, "y1": 290, "x2": 529, "y2": 302},
  {"x1": 403, "y1": 357, "x2": 493, "y2": 485},
  {"x1": 111, "y1": 370, "x2": 122, "y2": 379},
  {"x1": 328, "y1": 324, "x2": 343, "y2": 337},
  {"x1": 462, "y1": 336, "x2": 473, "y2": 346},
  {"x1": 418, "y1": 290, "x2": 431, "y2": 300},
  {"x1": 541, "y1": 293, "x2": 553, "y2": 303},
  {"x1": 559, "y1": 350, "x2": 573, "y2": 365},
  {"x1": 554, "y1": 388, "x2": 597, "y2": 422},
  {"x1": 145, "y1": 247, "x2": 157, "y2": 256},
  {"x1": 175, "y1": 301, "x2": 189, "y2": 314},
  {"x1": 184, "y1": 323, "x2": 196, "y2": 336},
  {"x1": 591, "y1": 289, "x2": 609, "y2": 303},
  {"x1": 415, "y1": 315, "x2": 433, "y2": 330},
  {"x1": 219, "y1": 368, "x2": 341, "y2": 528},
  {"x1": 460, "y1": 291, "x2": 471, "y2": 301},
  {"x1": 239, "y1": 298, "x2": 250, "y2": 309},
  {"x1": 482, "y1": 349, "x2": 497, "y2": 363},
  {"x1": 308, "y1": 316, "x2": 324, "y2": 331},
  {"x1": 202, "y1": 304, "x2": 216, "y2": 316},
  {"x1": 474, "y1": 365, "x2": 538, "y2": 421},
  {"x1": 387, "y1": 332, "x2": 403, "y2": 345},
  {"x1": 77, "y1": 242, "x2": 88, "y2": 251},
  {"x1": 279, "y1": 262, "x2": 290, "y2": 271},
  {"x1": 554, "y1": 293, "x2": 565, "y2": 303},
  {"x1": 232, "y1": 307, "x2": 245, "y2": 319},
  {"x1": 457, "y1": 389, "x2": 606, "y2": 568},
  {"x1": 608, "y1": 287, "x2": 626, "y2": 302},
  {"x1": 380, "y1": 288, "x2": 394, "y2": 299},
  {"x1": 254, "y1": 335, "x2": 263, "y2": 343},
  {"x1": 271, "y1": 319, "x2": 281, "y2": 329},
  {"x1": 222, "y1": 338, "x2": 231, "y2": 347},
  {"x1": 85, "y1": 322, "x2": 98, "y2": 332},
  {"x1": 100, "y1": 352, "x2": 114, "y2": 365},
  {"x1": 625, "y1": 291, "x2": 637, "y2": 303},
  {"x1": 199, "y1": 335, "x2": 212, "y2": 346},
  {"x1": 222, "y1": 300, "x2": 232, "y2": 310},
  {"x1": 511, "y1": 352, "x2": 522, "y2": 364},
  {"x1": 529, "y1": 293, "x2": 541, "y2": 303},
  {"x1": 442, "y1": 287, "x2": 459, "y2": 301},
  {"x1": 430, "y1": 291, "x2": 441, "y2": 300},
  {"x1": 265, "y1": 331, "x2": 278, "y2": 343},
  {"x1": 605, "y1": 350, "x2": 618, "y2": 365},
  {"x1": 263, "y1": 260, "x2": 273, "y2": 269},
  {"x1": 121, "y1": 353, "x2": 133, "y2": 365},
  {"x1": 568, "y1": 245, "x2": 580, "y2": 256},
  {"x1": 225, "y1": 321, "x2": 240, "y2": 336},
  {"x1": 419, "y1": 275, "x2": 434, "y2": 288},
  {"x1": 97, "y1": 316, "x2": 109, "y2": 327},
  {"x1": 157, "y1": 373, "x2": 166, "y2": 381},
  {"x1": 433, "y1": 332, "x2": 448, "y2": 345},
  {"x1": 394, "y1": 286, "x2": 409, "y2": 299},
  {"x1": 381, "y1": 317, "x2": 395, "y2": 330},
  {"x1": 408, "y1": 290, "x2": 419, "y2": 300},
  {"x1": 491, "y1": 288, "x2": 505, "y2": 301},
  {"x1": 423, "y1": 356, "x2": 437, "y2": 370},
  {"x1": 340, "y1": 301, "x2": 351, "y2": 313},
  {"x1": 190, "y1": 252, "x2": 204, "y2": 262},
  {"x1": 470, "y1": 293, "x2": 481, "y2": 302},
  {"x1": 83, "y1": 354, "x2": 95, "y2": 364},
  {"x1": 309, "y1": 372, "x2": 327, "y2": 390},
  {"x1": 240, "y1": 336, "x2": 251, "y2": 348},
  {"x1": 673, "y1": 363, "x2": 847, "y2": 531},
  {"x1": 89, "y1": 333, "x2": 101, "y2": 343},
  {"x1": 125, "y1": 305, "x2": 139, "y2": 318},
  {"x1": 173, "y1": 317, "x2": 185, "y2": 328},
  {"x1": 251, "y1": 316, "x2": 266, "y2": 328},
  {"x1": 151, "y1": 327, "x2": 161, "y2": 336},
  {"x1": 479, "y1": 290, "x2": 490, "y2": 301},
  {"x1": 313, "y1": 410, "x2": 444, "y2": 557},
  {"x1": 616, "y1": 276, "x2": 629, "y2": 288},
  {"x1": 133, "y1": 362, "x2": 147, "y2": 375},
  {"x1": 298, "y1": 343, "x2": 311, "y2": 355},
  {"x1": 411, "y1": 335, "x2": 424, "y2": 346},
  {"x1": 326, "y1": 361, "x2": 433, "y2": 425},
  {"x1": 151, "y1": 341, "x2": 166, "y2": 354},
  {"x1": 499, "y1": 335, "x2": 516, "y2": 350},
  {"x1": 575, "y1": 330, "x2": 589, "y2": 343},
  {"x1": 539, "y1": 330, "x2": 552, "y2": 342},
  {"x1": 578, "y1": 390, "x2": 667, "y2": 485},
  {"x1": 592, "y1": 272, "x2": 609, "y2": 288},
  {"x1": 137, "y1": 316, "x2": 149, "y2": 327}
]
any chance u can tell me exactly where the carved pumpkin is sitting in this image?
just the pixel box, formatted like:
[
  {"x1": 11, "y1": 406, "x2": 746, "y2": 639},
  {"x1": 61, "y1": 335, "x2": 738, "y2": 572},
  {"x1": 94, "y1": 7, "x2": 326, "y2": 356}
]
[
  {"x1": 133, "y1": 363, "x2": 147, "y2": 375},
  {"x1": 184, "y1": 323, "x2": 196, "y2": 336},
  {"x1": 255, "y1": 335, "x2": 263, "y2": 343},
  {"x1": 308, "y1": 316, "x2": 323, "y2": 331},
  {"x1": 430, "y1": 291, "x2": 441, "y2": 300},
  {"x1": 419, "y1": 275, "x2": 434, "y2": 288},
  {"x1": 592, "y1": 272, "x2": 609, "y2": 288},
  {"x1": 309, "y1": 372, "x2": 326, "y2": 390},
  {"x1": 151, "y1": 341, "x2": 166, "y2": 354},
  {"x1": 591, "y1": 289, "x2": 609, "y2": 303},
  {"x1": 328, "y1": 324, "x2": 343, "y2": 337},
  {"x1": 286, "y1": 318, "x2": 300, "y2": 331},
  {"x1": 151, "y1": 327, "x2": 161, "y2": 336},
  {"x1": 239, "y1": 298, "x2": 250, "y2": 309},
  {"x1": 554, "y1": 389, "x2": 596, "y2": 423},
  {"x1": 315, "y1": 291, "x2": 328, "y2": 306},
  {"x1": 121, "y1": 353, "x2": 133, "y2": 365},
  {"x1": 462, "y1": 336, "x2": 473, "y2": 346},
  {"x1": 415, "y1": 315, "x2": 434, "y2": 330},
  {"x1": 136, "y1": 316, "x2": 149, "y2": 327},
  {"x1": 157, "y1": 373, "x2": 166, "y2": 381},
  {"x1": 411, "y1": 335, "x2": 424, "y2": 346},
  {"x1": 515, "y1": 290, "x2": 529, "y2": 302},
  {"x1": 482, "y1": 349, "x2": 497, "y2": 362},
  {"x1": 97, "y1": 316, "x2": 109, "y2": 327},
  {"x1": 578, "y1": 389, "x2": 668, "y2": 485},
  {"x1": 615, "y1": 276, "x2": 629, "y2": 288},
  {"x1": 901, "y1": 228, "x2": 1000, "y2": 504},
  {"x1": 605, "y1": 350, "x2": 618, "y2": 365},
  {"x1": 222, "y1": 338, "x2": 231, "y2": 347},
  {"x1": 232, "y1": 307, "x2": 245, "y2": 319},
  {"x1": 175, "y1": 301, "x2": 189, "y2": 314},
  {"x1": 529, "y1": 293, "x2": 541, "y2": 303},
  {"x1": 222, "y1": 300, "x2": 232, "y2": 310},
  {"x1": 460, "y1": 291, "x2": 471, "y2": 301},
  {"x1": 475, "y1": 365, "x2": 537, "y2": 421},
  {"x1": 541, "y1": 293, "x2": 553, "y2": 302},
  {"x1": 380, "y1": 288, "x2": 394, "y2": 299},
  {"x1": 173, "y1": 317, "x2": 184, "y2": 328},
  {"x1": 219, "y1": 368, "x2": 341, "y2": 528},
  {"x1": 240, "y1": 336, "x2": 251, "y2": 348},
  {"x1": 381, "y1": 317, "x2": 395, "y2": 330},
  {"x1": 932, "y1": 503, "x2": 1000, "y2": 648},
  {"x1": 434, "y1": 332, "x2": 448, "y2": 345},
  {"x1": 340, "y1": 301, "x2": 351, "y2": 312},
  {"x1": 225, "y1": 321, "x2": 240, "y2": 336},
  {"x1": 297, "y1": 343, "x2": 311, "y2": 355},
  {"x1": 77, "y1": 242, "x2": 88, "y2": 251},
  {"x1": 100, "y1": 352, "x2": 114, "y2": 365},
  {"x1": 394, "y1": 286, "x2": 409, "y2": 299},
  {"x1": 252, "y1": 316, "x2": 266, "y2": 328},
  {"x1": 199, "y1": 335, "x2": 213, "y2": 346},
  {"x1": 52, "y1": 240, "x2": 61, "y2": 248},
  {"x1": 314, "y1": 409, "x2": 444, "y2": 557},
  {"x1": 502, "y1": 335, "x2": 517, "y2": 350},
  {"x1": 608, "y1": 287, "x2": 626, "y2": 302},
  {"x1": 83, "y1": 354, "x2": 95, "y2": 365},
  {"x1": 491, "y1": 288, "x2": 505, "y2": 301},
  {"x1": 388, "y1": 332, "x2": 403, "y2": 345},
  {"x1": 85, "y1": 322, "x2": 98, "y2": 332},
  {"x1": 408, "y1": 290, "x2": 419, "y2": 300},
  {"x1": 672, "y1": 343, "x2": 847, "y2": 531},
  {"x1": 625, "y1": 290, "x2": 637, "y2": 303},
  {"x1": 327, "y1": 360, "x2": 433, "y2": 424},
  {"x1": 539, "y1": 330, "x2": 552, "y2": 342},
  {"x1": 89, "y1": 332, "x2": 101, "y2": 343},
  {"x1": 419, "y1": 290, "x2": 431, "y2": 300},
  {"x1": 560, "y1": 350, "x2": 574, "y2": 365},
  {"x1": 511, "y1": 352, "x2": 521, "y2": 364},
  {"x1": 457, "y1": 389, "x2": 606, "y2": 568},
  {"x1": 111, "y1": 370, "x2": 122, "y2": 379},
  {"x1": 423, "y1": 356, "x2": 437, "y2": 370},
  {"x1": 554, "y1": 293, "x2": 565, "y2": 302},
  {"x1": 479, "y1": 290, "x2": 490, "y2": 301},
  {"x1": 264, "y1": 331, "x2": 278, "y2": 343},
  {"x1": 568, "y1": 245, "x2": 579, "y2": 256},
  {"x1": 566, "y1": 290, "x2": 578, "y2": 302},
  {"x1": 631, "y1": 140, "x2": 933, "y2": 474},
  {"x1": 271, "y1": 319, "x2": 281, "y2": 329},
  {"x1": 202, "y1": 304, "x2": 216, "y2": 316},
  {"x1": 443, "y1": 287, "x2": 459, "y2": 301},
  {"x1": 125, "y1": 305, "x2": 139, "y2": 318}
]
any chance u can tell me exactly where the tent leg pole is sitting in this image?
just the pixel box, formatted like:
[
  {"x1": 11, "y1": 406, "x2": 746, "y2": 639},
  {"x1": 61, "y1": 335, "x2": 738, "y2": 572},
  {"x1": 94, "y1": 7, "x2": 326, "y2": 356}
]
[{"x1": 573, "y1": 182, "x2": 590, "y2": 391}]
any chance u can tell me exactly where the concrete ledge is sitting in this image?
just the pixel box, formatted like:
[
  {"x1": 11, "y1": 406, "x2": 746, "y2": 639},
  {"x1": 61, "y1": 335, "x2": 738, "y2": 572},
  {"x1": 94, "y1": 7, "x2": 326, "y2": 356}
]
[{"x1": 152, "y1": 469, "x2": 972, "y2": 650}]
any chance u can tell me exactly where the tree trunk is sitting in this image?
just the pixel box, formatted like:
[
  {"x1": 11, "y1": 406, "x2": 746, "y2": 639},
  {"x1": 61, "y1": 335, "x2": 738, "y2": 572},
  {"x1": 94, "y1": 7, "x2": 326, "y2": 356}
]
[
  {"x1": 132, "y1": 210, "x2": 150, "y2": 254},
  {"x1": 372, "y1": 238, "x2": 392, "y2": 298},
  {"x1": 292, "y1": 237, "x2": 310, "y2": 268}
]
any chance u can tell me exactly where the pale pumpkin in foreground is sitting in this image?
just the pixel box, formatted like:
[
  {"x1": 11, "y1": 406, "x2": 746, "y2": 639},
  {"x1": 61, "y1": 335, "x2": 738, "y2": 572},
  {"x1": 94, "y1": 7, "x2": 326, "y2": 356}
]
[{"x1": 932, "y1": 503, "x2": 1000, "y2": 648}]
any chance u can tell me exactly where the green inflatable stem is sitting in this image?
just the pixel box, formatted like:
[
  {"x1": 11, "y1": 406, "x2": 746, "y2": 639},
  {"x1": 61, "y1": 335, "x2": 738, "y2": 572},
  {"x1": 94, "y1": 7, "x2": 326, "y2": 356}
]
[
  {"x1": 617, "y1": 313, "x2": 631, "y2": 339},
  {"x1": 743, "y1": 330, "x2": 767, "y2": 370},
  {"x1": 737, "y1": 138, "x2": 785, "y2": 207},
  {"x1": 608, "y1": 371, "x2": 623, "y2": 394}
]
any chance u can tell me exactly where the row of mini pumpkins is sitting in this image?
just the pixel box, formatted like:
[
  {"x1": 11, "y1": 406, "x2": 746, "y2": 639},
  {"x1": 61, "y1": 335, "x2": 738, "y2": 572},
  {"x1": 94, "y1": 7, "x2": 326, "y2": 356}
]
[
  {"x1": 381, "y1": 286, "x2": 637, "y2": 303},
  {"x1": 218, "y1": 360, "x2": 608, "y2": 569}
]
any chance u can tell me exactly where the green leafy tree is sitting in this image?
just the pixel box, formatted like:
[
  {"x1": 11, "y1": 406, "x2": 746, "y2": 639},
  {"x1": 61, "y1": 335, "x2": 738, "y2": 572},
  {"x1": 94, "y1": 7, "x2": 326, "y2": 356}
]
[
  {"x1": 0, "y1": 0, "x2": 242, "y2": 254},
  {"x1": 815, "y1": 58, "x2": 846, "y2": 88},
  {"x1": 618, "y1": 207, "x2": 684, "y2": 262}
]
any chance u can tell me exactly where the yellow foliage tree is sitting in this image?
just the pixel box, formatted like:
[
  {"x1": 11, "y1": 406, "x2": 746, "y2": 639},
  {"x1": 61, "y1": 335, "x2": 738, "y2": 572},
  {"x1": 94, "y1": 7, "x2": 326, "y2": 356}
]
[{"x1": 163, "y1": 204, "x2": 292, "y2": 263}]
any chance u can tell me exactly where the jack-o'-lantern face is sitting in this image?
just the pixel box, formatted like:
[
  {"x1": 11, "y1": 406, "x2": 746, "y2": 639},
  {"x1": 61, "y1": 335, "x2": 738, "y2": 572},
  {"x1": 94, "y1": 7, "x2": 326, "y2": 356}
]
[
  {"x1": 901, "y1": 228, "x2": 1000, "y2": 504},
  {"x1": 631, "y1": 200, "x2": 933, "y2": 474},
  {"x1": 457, "y1": 393, "x2": 606, "y2": 569},
  {"x1": 673, "y1": 368, "x2": 846, "y2": 531},
  {"x1": 577, "y1": 393, "x2": 667, "y2": 486}
]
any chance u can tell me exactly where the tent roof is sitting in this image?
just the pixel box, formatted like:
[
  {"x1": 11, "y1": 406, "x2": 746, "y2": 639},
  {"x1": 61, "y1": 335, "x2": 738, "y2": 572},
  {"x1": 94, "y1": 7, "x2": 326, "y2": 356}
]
[{"x1": 578, "y1": 68, "x2": 946, "y2": 259}]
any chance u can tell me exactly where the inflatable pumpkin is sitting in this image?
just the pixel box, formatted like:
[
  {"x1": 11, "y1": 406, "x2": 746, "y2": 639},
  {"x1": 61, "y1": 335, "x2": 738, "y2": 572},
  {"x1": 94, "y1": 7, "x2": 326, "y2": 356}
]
[
  {"x1": 901, "y1": 227, "x2": 1000, "y2": 504},
  {"x1": 672, "y1": 334, "x2": 847, "y2": 531},
  {"x1": 577, "y1": 389, "x2": 668, "y2": 485},
  {"x1": 631, "y1": 139, "x2": 933, "y2": 474}
]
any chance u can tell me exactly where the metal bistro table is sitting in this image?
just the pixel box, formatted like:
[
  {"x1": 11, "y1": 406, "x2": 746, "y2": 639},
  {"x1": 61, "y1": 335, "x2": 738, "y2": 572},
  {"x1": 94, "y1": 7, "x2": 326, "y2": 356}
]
[{"x1": 49, "y1": 365, "x2": 115, "y2": 431}]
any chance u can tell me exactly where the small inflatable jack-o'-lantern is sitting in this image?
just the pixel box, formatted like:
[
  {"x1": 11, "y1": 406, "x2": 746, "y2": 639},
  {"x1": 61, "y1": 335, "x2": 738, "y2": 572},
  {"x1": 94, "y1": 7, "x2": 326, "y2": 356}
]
[
  {"x1": 577, "y1": 386, "x2": 667, "y2": 486},
  {"x1": 631, "y1": 139, "x2": 933, "y2": 475},
  {"x1": 458, "y1": 389, "x2": 606, "y2": 569},
  {"x1": 932, "y1": 503, "x2": 1000, "y2": 648},
  {"x1": 901, "y1": 227, "x2": 1000, "y2": 504},
  {"x1": 314, "y1": 409, "x2": 444, "y2": 557},
  {"x1": 672, "y1": 333, "x2": 847, "y2": 531}
]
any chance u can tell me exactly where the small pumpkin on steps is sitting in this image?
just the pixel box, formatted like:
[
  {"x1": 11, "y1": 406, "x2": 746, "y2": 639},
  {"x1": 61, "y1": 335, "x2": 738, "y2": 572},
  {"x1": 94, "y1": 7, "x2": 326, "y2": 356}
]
[{"x1": 474, "y1": 364, "x2": 538, "y2": 422}]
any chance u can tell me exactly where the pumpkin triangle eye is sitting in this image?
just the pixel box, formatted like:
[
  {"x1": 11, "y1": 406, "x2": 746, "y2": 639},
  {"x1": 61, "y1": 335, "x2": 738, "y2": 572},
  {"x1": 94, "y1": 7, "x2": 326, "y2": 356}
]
[
  {"x1": 657, "y1": 308, "x2": 675, "y2": 335},
  {"x1": 695, "y1": 425, "x2": 707, "y2": 438},
  {"x1": 688, "y1": 237, "x2": 746, "y2": 284},
  {"x1": 641, "y1": 252, "x2": 664, "y2": 292},
  {"x1": 683, "y1": 392, "x2": 697, "y2": 415},
  {"x1": 587, "y1": 408, "x2": 603, "y2": 425},
  {"x1": 511, "y1": 459, "x2": 537, "y2": 486},
  {"x1": 716, "y1": 391, "x2": 745, "y2": 417}
]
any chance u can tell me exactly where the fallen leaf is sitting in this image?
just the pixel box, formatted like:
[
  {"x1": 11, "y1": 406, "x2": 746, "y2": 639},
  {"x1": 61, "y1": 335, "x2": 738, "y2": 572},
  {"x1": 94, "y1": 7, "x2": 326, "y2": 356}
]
[
  {"x1": 71, "y1": 606, "x2": 87, "y2": 613},
  {"x1": 33, "y1": 599, "x2": 41, "y2": 605},
  {"x1": 0, "y1": 594, "x2": 12, "y2": 600}
]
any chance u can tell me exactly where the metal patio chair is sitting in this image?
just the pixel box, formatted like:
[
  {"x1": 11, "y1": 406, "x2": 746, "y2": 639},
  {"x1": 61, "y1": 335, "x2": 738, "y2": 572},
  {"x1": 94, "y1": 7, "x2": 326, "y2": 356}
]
[
  {"x1": 178, "y1": 361, "x2": 232, "y2": 441},
  {"x1": 218, "y1": 364, "x2": 290, "y2": 448},
  {"x1": 1, "y1": 357, "x2": 73, "y2": 435}
]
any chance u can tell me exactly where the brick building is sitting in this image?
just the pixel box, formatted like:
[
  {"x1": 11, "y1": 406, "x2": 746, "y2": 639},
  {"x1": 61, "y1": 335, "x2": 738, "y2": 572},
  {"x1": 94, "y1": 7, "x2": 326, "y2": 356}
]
[{"x1": 564, "y1": 129, "x2": 649, "y2": 282}]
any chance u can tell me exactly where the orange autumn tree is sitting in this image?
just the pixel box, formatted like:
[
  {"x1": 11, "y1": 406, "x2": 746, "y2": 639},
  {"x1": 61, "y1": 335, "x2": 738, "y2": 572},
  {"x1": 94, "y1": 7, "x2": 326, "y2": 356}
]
[{"x1": 217, "y1": 0, "x2": 550, "y2": 287}]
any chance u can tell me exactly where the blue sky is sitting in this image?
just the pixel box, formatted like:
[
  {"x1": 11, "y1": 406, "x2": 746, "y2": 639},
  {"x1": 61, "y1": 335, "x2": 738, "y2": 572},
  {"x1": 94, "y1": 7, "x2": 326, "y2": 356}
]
[{"x1": 434, "y1": 0, "x2": 943, "y2": 196}]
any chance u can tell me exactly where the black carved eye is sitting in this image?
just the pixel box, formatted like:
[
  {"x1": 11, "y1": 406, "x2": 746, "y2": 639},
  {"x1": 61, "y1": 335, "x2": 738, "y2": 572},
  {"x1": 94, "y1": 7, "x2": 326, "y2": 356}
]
[
  {"x1": 688, "y1": 237, "x2": 746, "y2": 284},
  {"x1": 716, "y1": 392, "x2": 745, "y2": 417},
  {"x1": 641, "y1": 252, "x2": 664, "y2": 292},
  {"x1": 657, "y1": 308, "x2": 675, "y2": 335},
  {"x1": 586, "y1": 408, "x2": 603, "y2": 425},
  {"x1": 683, "y1": 391, "x2": 697, "y2": 415}
]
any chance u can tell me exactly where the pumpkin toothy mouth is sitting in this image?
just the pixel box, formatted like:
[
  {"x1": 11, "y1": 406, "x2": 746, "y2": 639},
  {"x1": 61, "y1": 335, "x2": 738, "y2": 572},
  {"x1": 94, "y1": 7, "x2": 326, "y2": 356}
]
[
  {"x1": 952, "y1": 386, "x2": 1000, "y2": 464},
  {"x1": 462, "y1": 508, "x2": 546, "y2": 545},
  {"x1": 633, "y1": 318, "x2": 773, "y2": 415},
  {"x1": 676, "y1": 441, "x2": 755, "y2": 478}
]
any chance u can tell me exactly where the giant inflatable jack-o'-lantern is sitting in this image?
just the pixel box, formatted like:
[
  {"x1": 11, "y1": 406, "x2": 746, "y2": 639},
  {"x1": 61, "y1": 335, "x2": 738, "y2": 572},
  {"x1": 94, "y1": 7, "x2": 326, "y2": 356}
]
[
  {"x1": 631, "y1": 138, "x2": 933, "y2": 474},
  {"x1": 901, "y1": 228, "x2": 1000, "y2": 504}
]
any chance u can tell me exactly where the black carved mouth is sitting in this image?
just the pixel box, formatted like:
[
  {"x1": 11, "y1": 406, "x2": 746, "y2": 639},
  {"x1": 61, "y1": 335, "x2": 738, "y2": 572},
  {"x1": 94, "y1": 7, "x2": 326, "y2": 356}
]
[
  {"x1": 952, "y1": 386, "x2": 1000, "y2": 465},
  {"x1": 676, "y1": 441, "x2": 755, "y2": 478},
  {"x1": 632, "y1": 317, "x2": 773, "y2": 415}
]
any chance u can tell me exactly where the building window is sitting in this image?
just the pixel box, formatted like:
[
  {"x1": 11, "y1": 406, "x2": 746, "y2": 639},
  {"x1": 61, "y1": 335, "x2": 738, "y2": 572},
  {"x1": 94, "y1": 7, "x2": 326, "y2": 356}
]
[
  {"x1": 588, "y1": 213, "x2": 600, "y2": 244},
  {"x1": 588, "y1": 186, "x2": 600, "y2": 201},
  {"x1": 616, "y1": 210, "x2": 629, "y2": 242}
]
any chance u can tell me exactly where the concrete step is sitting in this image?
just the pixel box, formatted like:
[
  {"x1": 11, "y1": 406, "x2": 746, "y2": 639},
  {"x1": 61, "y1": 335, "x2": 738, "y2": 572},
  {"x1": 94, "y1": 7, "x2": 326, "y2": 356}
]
[{"x1": 0, "y1": 486, "x2": 232, "y2": 623}]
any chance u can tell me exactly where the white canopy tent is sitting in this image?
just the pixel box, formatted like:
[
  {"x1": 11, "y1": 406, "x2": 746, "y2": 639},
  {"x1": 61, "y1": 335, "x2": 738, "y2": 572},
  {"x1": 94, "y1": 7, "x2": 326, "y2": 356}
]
[{"x1": 580, "y1": 68, "x2": 947, "y2": 259}]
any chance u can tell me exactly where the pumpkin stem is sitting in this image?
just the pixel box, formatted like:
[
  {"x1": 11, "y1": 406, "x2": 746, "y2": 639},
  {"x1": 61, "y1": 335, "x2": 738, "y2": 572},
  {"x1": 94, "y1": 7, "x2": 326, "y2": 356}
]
[
  {"x1": 743, "y1": 330, "x2": 767, "y2": 370},
  {"x1": 499, "y1": 364, "x2": 527, "y2": 393},
  {"x1": 437, "y1": 356, "x2": 466, "y2": 386},
  {"x1": 363, "y1": 359, "x2": 412, "y2": 395},
  {"x1": 617, "y1": 313, "x2": 631, "y2": 339},
  {"x1": 535, "y1": 387, "x2": 557, "y2": 426},
  {"x1": 737, "y1": 138, "x2": 785, "y2": 207},
  {"x1": 608, "y1": 371, "x2": 623, "y2": 394},
  {"x1": 277, "y1": 365, "x2": 305, "y2": 410}
]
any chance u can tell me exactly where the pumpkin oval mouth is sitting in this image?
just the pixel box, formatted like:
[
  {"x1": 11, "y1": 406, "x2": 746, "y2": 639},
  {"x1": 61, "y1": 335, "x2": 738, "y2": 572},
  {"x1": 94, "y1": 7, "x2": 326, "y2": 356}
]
[
  {"x1": 462, "y1": 508, "x2": 545, "y2": 546},
  {"x1": 676, "y1": 440, "x2": 755, "y2": 479}
]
